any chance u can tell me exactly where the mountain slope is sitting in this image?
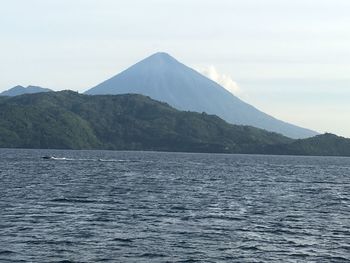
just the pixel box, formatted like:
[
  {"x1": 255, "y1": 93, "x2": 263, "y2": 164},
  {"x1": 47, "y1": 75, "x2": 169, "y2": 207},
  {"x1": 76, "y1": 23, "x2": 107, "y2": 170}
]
[
  {"x1": 0, "y1": 85, "x2": 52, "y2": 96},
  {"x1": 0, "y1": 91, "x2": 348, "y2": 156},
  {"x1": 0, "y1": 93, "x2": 99, "y2": 149},
  {"x1": 266, "y1": 133, "x2": 350, "y2": 156},
  {"x1": 0, "y1": 91, "x2": 292, "y2": 152},
  {"x1": 85, "y1": 52, "x2": 317, "y2": 139}
]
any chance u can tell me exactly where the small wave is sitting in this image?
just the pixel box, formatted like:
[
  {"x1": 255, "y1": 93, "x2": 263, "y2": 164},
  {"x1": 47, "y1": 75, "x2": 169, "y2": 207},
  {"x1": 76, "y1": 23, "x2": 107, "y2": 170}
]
[
  {"x1": 56, "y1": 157, "x2": 78, "y2": 161},
  {"x1": 97, "y1": 159, "x2": 127, "y2": 162},
  {"x1": 196, "y1": 214, "x2": 244, "y2": 221},
  {"x1": 43, "y1": 156, "x2": 136, "y2": 163},
  {"x1": 112, "y1": 237, "x2": 133, "y2": 243},
  {"x1": 182, "y1": 259, "x2": 201, "y2": 263},
  {"x1": 140, "y1": 252, "x2": 167, "y2": 258},
  {"x1": 0, "y1": 250, "x2": 15, "y2": 255},
  {"x1": 50, "y1": 198, "x2": 96, "y2": 203},
  {"x1": 54, "y1": 260, "x2": 84, "y2": 263},
  {"x1": 42, "y1": 156, "x2": 75, "y2": 161},
  {"x1": 170, "y1": 205, "x2": 187, "y2": 211},
  {"x1": 238, "y1": 245, "x2": 260, "y2": 251},
  {"x1": 289, "y1": 253, "x2": 309, "y2": 258}
]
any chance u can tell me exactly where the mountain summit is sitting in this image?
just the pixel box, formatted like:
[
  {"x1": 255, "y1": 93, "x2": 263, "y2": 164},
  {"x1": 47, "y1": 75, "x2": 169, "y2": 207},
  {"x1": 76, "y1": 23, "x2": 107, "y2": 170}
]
[
  {"x1": 85, "y1": 52, "x2": 317, "y2": 138},
  {"x1": 0, "y1": 85, "x2": 52, "y2": 96}
]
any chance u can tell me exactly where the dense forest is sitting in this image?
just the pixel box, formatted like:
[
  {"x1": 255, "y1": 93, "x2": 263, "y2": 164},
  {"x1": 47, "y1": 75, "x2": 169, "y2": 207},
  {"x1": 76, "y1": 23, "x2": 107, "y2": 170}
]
[{"x1": 0, "y1": 91, "x2": 349, "y2": 156}]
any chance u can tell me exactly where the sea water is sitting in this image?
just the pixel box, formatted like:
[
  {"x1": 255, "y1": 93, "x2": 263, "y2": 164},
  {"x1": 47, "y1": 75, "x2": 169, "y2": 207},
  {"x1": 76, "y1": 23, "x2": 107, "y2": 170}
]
[{"x1": 0, "y1": 149, "x2": 349, "y2": 262}]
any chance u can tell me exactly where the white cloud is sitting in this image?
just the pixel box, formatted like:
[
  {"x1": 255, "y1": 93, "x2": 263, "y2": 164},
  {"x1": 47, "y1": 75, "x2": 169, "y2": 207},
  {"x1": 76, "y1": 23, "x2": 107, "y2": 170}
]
[{"x1": 197, "y1": 66, "x2": 241, "y2": 95}]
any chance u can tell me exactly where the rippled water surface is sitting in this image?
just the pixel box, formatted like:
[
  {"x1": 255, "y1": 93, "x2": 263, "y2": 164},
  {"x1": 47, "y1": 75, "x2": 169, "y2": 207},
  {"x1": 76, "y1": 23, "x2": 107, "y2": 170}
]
[{"x1": 0, "y1": 149, "x2": 349, "y2": 262}]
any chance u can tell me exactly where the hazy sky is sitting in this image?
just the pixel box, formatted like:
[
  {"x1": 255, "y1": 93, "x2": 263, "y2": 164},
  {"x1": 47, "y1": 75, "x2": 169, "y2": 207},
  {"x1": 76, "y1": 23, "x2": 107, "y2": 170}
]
[{"x1": 1, "y1": 0, "x2": 349, "y2": 137}]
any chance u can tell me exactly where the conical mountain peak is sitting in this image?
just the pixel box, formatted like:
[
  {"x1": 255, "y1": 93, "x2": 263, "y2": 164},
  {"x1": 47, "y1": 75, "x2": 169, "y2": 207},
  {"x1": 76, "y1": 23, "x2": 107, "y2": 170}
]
[
  {"x1": 149, "y1": 52, "x2": 173, "y2": 60},
  {"x1": 85, "y1": 53, "x2": 318, "y2": 139},
  {"x1": 137, "y1": 52, "x2": 180, "y2": 67}
]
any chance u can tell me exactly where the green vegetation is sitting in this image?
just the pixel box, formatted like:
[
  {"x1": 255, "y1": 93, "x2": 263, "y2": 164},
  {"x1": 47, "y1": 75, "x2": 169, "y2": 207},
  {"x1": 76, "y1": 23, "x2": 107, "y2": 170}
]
[
  {"x1": 265, "y1": 133, "x2": 350, "y2": 156},
  {"x1": 0, "y1": 91, "x2": 349, "y2": 156}
]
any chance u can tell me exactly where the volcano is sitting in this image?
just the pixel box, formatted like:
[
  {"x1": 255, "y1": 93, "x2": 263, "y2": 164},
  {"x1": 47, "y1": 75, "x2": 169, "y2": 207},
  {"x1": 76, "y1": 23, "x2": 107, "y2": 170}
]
[{"x1": 85, "y1": 52, "x2": 317, "y2": 138}]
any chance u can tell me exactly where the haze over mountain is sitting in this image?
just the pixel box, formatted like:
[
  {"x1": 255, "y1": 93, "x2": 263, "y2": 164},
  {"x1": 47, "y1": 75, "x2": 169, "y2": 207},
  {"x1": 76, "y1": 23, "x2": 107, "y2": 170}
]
[
  {"x1": 0, "y1": 85, "x2": 52, "y2": 96},
  {"x1": 85, "y1": 52, "x2": 318, "y2": 139}
]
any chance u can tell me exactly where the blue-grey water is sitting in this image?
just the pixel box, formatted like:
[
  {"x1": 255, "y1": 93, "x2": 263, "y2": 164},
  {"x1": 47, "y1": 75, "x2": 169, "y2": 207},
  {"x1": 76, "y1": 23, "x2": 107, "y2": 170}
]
[{"x1": 0, "y1": 149, "x2": 349, "y2": 262}]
